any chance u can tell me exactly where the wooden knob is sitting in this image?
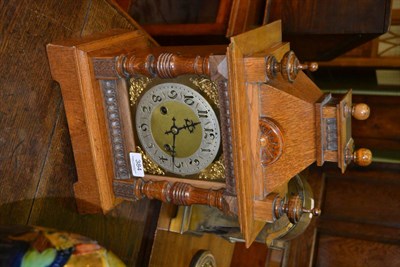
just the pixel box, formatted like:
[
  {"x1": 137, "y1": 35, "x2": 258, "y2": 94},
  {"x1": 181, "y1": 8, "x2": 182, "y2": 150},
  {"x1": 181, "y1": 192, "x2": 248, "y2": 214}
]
[
  {"x1": 353, "y1": 148, "x2": 372, "y2": 166},
  {"x1": 280, "y1": 51, "x2": 319, "y2": 82},
  {"x1": 352, "y1": 103, "x2": 370, "y2": 120},
  {"x1": 297, "y1": 62, "x2": 319, "y2": 72},
  {"x1": 302, "y1": 207, "x2": 322, "y2": 217},
  {"x1": 308, "y1": 62, "x2": 319, "y2": 72}
]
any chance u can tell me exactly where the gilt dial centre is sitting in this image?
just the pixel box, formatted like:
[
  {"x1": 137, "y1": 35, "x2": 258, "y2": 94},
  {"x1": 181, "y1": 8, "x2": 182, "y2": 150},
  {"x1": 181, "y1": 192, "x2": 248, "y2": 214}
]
[{"x1": 152, "y1": 101, "x2": 203, "y2": 158}]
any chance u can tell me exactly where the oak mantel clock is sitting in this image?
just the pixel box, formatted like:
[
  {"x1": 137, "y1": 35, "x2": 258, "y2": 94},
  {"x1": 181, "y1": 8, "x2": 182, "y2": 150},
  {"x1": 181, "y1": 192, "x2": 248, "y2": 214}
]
[{"x1": 47, "y1": 21, "x2": 372, "y2": 247}]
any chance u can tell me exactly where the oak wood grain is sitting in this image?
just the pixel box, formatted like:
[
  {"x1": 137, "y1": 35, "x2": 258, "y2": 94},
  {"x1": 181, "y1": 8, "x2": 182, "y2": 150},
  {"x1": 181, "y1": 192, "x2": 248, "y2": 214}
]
[
  {"x1": 227, "y1": 21, "x2": 284, "y2": 247},
  {"x1": 260, "y1": 85, "x2": 317, "y2": 193}
]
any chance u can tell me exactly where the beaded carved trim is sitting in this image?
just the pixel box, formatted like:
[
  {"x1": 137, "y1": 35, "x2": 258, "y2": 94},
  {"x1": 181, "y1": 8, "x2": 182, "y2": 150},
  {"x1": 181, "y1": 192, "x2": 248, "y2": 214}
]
[
  {"x1": 101, "y1": 80, "x2": 130, "y2": 179},
  {"x1": 216, "y1": 78, "x2": 236, "y2": 194}
]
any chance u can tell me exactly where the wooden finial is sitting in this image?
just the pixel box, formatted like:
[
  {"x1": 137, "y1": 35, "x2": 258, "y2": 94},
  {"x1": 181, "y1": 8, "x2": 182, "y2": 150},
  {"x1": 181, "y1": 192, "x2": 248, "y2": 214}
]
[
  {"x1": 352, "y1": 103, "x2": 370, "y2": 120},
  {"x1": 274, "y1": 195, "x2": 321, "y2": 224},
  {"x1": 303, "y1": 207, "x2": 322, "y2": 217},
  {"x1": 352, "y1": 148, "x2": 373, "y2": 166},
  {"x1": 306, "y1": 62, "x2": 319, "y2": 72},
  {"x1": 266, "y1": 51, "x2": 319, "y2": 83}
]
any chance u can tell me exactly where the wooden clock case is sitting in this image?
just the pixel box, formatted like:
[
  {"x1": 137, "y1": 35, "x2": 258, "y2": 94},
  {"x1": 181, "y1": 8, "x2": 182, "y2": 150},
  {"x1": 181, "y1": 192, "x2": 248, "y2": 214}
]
[{"x1": 47, "y1": 21, "x2": 370, "y2": 247}]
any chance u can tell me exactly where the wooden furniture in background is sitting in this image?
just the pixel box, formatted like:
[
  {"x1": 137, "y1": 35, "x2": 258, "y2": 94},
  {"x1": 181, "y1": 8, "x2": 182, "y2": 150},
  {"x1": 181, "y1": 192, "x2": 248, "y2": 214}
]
[
  {"x1": 115, "y1": 0, "x2": 392, "y2": 61},
  {"x1": 287, "y1": 162, "x2": 400, "y2": 267},
  {"x1": 115, "y1": 0, "x2": 265, "y2": 38},
  {"x1": 117, "y1": 0, "x2": 234, "y2": 36},
  {"x1": 318, "y1": 5, "x2": 400, "y2": 68},
  {"x1": 267, "y1": 0, "x2": 392, "y2": 60}
]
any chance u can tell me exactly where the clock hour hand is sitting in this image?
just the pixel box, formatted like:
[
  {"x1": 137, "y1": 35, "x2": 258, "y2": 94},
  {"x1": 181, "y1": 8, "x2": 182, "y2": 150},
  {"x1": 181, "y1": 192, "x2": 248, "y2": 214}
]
[
  {"x1": 181, "y1": 119, "x2": 201, "y2": 133},
  {"x1": 165, "y1": 118, "x2": 201, "y2": 136}
]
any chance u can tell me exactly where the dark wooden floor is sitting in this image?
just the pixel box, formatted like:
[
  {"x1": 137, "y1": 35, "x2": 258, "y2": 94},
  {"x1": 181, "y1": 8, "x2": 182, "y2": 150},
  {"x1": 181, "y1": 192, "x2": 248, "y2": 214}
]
[{"x1": 0, "y1": 0, "x2": 158, "y2": 265}]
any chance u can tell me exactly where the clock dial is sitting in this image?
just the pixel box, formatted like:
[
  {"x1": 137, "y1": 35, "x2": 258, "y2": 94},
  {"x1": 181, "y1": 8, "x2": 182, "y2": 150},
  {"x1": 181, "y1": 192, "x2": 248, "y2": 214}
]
[{"x1": 135, "y1": 82, "x2": 221, "y2": 175}]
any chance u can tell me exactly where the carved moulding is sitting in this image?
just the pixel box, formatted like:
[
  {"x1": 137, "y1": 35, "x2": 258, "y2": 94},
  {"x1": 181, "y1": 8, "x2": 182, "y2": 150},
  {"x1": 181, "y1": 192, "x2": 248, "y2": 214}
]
[{"x1": 100, "y1": 80, "x2": 130, "y2": 180}]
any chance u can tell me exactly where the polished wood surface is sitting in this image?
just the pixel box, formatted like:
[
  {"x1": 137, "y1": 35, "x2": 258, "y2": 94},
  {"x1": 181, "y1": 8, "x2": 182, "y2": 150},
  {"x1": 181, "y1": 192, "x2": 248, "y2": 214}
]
[
  {"x1": 268, "y1": 0, "x2": 392, "y2": 60},
  {"x1": 0, "y1": 1, "x2": 158, "y2": 265},
  {"x1": 114, "y1": 179, "x2": 233, "y2": 214},
  {"x1": 260, "y1": 84, "x2": 319, "y2": 192},
  {"x1": 117, "y1": 53, "x2": 211, "y2": 78},
  {"x1": 352, "y1": 95, "x2": 400, "y2": 151},
  {"x1": 149, "y1": 230, "x2": 235, "y2": 267},
  {"x1": 123, "y1": 0, "x2": 233, "y2": 36},
  {"x1": 150, "y1": 202, "x2": 235, "y2": 267},
  {"x1": 227, "y1": 0, "x2": 266, "y2": 36},
  {"x1": 117, "y1": 0, "x2": 392, "y2": 61},
  {"x1": 230, "y1": 242, "x2": 269, "y2": 267},
  {"x1": 227, "y1": 21, "x2": 285, "y2": 247}
]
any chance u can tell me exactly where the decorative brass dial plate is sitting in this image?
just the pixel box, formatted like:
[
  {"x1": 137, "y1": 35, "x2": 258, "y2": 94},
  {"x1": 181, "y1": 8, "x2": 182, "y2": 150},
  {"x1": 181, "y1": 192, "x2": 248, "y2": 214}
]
[
  {"x1": 259, "y1": 118, "x2": 284, "y2": 166},
  {"x1": 131, "y1": 77, "x2": 223, "y2": 177}
]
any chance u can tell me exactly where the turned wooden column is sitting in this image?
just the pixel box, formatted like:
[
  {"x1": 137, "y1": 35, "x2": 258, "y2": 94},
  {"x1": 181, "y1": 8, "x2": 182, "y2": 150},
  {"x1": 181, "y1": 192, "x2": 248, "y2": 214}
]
[
  {"x1": 115, "y1": 52, "x2": 210, "y2": 78},
  {"x1": 113, "y1": 179, "x2": 234, "y2": 214}
]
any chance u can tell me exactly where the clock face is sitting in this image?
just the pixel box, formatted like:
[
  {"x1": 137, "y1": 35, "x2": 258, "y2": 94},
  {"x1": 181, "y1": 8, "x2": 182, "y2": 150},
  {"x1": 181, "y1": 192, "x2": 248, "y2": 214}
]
[{"x1": 135, "y1": 82, "x2": 221, "y2": 175}]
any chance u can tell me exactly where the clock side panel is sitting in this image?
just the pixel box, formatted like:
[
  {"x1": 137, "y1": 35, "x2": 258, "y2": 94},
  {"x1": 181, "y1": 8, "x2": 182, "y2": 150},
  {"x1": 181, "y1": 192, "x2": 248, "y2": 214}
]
[
  {"x1": 227, "y1": 42, "x2": 266, "y2": 247},
  {"x1": 226, "y1": 21, "x2": 285, "y2": 247},
  {"x1": 260, "y1": 85, "x2": 317, "y2": 193},
  {"x1": 47, "y1": 45, "x2": 105, "y2": 214}
]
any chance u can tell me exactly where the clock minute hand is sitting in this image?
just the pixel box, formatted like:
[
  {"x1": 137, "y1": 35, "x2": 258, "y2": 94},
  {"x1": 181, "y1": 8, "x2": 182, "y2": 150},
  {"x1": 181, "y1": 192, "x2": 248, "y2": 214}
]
[
  {"x1": 171, "y1": 132, "x2": 177, "y2": 169},
  {"x1": 164, "y1": 118, "x2": 201, "y2": 170},
  {"x1": 164, "y1": 117, "x2": 179, "y2": 169}
]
